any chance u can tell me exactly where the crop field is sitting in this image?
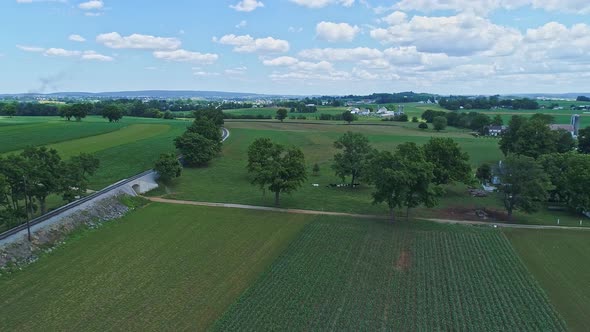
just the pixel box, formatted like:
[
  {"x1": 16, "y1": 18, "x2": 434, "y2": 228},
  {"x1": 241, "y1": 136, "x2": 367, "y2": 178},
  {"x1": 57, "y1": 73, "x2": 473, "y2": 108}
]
[
  {"x1": 0, "y1": 116, "x2": 189, "y2": 189},
  {"x1": 0, "y1": 203, "x2": 313, "y2": 331},
  {"x1": 0, "y1": 116, "x2": 127, "y2": 153},
  {"x1": 214, "y1": 217, "x2": 566, "y2": 331},
  {"x1": 505, "y1": 229, "x2": 590, "y2": 332}
]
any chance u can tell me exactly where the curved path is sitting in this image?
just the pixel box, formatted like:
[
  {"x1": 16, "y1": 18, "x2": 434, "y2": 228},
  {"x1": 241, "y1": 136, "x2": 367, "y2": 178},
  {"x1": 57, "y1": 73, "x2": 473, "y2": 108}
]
[{"x1": 146, "y1": 197, "x2": 590, "y2": 231}]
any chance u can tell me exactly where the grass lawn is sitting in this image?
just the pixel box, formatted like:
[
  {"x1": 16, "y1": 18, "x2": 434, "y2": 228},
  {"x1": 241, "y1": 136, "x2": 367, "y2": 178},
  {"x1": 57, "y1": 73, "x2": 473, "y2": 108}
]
[
  {"x1": 0, "y1": 203, "x2": 313, "y2": 331},
  {"x1": 504, "y1": 229, "x2": 590, "y2": 332},
  {"x1": 214, "y1": 217, "x2": 565, "y2": 331}
]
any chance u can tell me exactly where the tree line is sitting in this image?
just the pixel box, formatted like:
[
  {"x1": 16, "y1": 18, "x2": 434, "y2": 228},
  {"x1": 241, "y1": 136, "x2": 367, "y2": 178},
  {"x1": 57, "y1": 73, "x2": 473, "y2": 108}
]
[
  {"x1": 0, "y1": 148, "x2": 99, "y2": 230},
  {"x1": 438, "y1": 96, "x2": 539, "y2": 111},
  {"x1": 421, "y1": 109, "x2": 504, "y2": 134},
  {"x1": 474, "y1": 115, "x2": 590, "y2": 218}
]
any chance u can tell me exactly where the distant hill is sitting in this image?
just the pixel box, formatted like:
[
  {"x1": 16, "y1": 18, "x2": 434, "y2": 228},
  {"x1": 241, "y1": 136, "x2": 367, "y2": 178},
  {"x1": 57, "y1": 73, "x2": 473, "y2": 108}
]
[
  {"x1": 0, "y1": 90, "x2": 303, "y2": 100},
  {"x1": 509, "y1": 93, "x2": 590, "y2": 100}
]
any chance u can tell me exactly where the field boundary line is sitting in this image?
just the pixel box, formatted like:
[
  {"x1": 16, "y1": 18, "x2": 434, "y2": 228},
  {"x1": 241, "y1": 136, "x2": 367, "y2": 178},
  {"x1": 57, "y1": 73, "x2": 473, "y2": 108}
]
[
  {"x1": 146, "y1": 197, "x2": 388, "y2": 220},
  {"x1": 147, "y1": 197, "x2": 590, "y2": 230},
  {"x1": 421, "y1": 218, "x2": 590, "y2": 230}
]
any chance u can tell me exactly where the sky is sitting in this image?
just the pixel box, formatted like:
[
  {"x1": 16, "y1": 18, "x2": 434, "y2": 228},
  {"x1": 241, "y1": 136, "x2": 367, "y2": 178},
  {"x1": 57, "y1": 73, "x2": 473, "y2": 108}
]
[{"x1": 1, "y1": 0, "x2": 590, "y2": 96}]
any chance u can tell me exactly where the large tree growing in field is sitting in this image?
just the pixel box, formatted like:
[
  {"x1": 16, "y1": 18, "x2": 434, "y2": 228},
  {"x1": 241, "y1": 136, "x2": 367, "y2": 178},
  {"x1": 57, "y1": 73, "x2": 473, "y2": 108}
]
[
  {"x1": 332, "y1": 131, "x2": 372, "y2": 187},
  {"x1": 154, "y1": 153, "x2": 182, "y2": 184},
  {"x1": 102, "y1": 105, "x2": 124, "y2": 122},
  {"x1": 366, "y1": 143, "x2": 441, "y2": 222},
  {"x1": 247, "y1": 138, "x2": 306, "y2": 207},
  {"x1": 498, "y1": 155, "x2": 552, "y2": 218},
  {"x1": 423, "y1": 137, "x2": 472, "y2": 185},
  {"x1": 174, "y1": 132, "x2": 218, "y2": 167},
  {"x1": 21, "y1": 147, "x2": 64, "y2": 214},
  {"x1": 276, "y1": 108, "x2": 288, "y2": 122}
]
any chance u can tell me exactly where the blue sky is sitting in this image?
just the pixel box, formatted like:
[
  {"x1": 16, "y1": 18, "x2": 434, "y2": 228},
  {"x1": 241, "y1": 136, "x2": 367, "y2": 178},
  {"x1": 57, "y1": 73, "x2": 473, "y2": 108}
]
[{"x1": 1, "y1": 0, "x2": 589, "y2": 95}]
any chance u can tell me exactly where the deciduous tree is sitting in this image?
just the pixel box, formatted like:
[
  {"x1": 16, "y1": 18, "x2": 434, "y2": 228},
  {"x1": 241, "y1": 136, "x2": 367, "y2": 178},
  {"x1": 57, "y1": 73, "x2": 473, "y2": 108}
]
[
  {"x1": 174, "y1": 132, "x2": 218, "y2": 167},
  {"x1": 102, "y1": 105, "x2": 124, "y2": 122},
  {"x1": 332, "y1": 132, "x2": 372, "y2": 187},
  {"x1": 433, "y1": 116, "x2": 447, "y2": 131},
  {"x1": 342, "y1": 111, "x2": 355, "y2": 124},
  {"x1": 276, "y1": 108, "x2": 288, "y2": 122},
  {"x1": 154, "y1": 153, "x2": 182, "y2": 184},
  {"x1": 247, "y1": 138, "x2": 307, "y2": 207},
  {"x1": 423, "y1": 137, "x2": 472, "y2": 185},
  {"x1": 365, "y1": 143, "x2": 441, "y2": 222},
  {"x1": 578, "y1": 126, "x2": 590, "y2": 154},
  {"x1": 498, "y1": 155, "x2": 551, "y2": 218}
]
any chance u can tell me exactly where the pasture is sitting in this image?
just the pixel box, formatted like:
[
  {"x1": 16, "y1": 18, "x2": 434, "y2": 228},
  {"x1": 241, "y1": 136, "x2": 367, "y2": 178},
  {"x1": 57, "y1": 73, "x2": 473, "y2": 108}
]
[
  {"x1": 158, "y1": 120, "x2": 588, "y2": 226},
  {"x1": 0, "y1": 203, "x2": 312, "y2": 331},
  {"x1": 505, "y1": 229, "x2": 590, "y2": 332}
]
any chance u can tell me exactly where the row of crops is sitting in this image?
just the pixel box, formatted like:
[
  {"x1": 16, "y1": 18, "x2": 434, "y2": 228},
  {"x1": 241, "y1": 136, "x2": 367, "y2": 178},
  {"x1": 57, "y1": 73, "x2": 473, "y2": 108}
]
[{"x1": 214, "y1": 217, "x2": 566, "y2": 331}]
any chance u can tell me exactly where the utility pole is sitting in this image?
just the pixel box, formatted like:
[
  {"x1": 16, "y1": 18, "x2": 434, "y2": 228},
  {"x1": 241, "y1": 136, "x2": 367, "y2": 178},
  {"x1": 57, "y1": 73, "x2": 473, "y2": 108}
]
[{"x1": 23, "y1": 175, "x2": 31, "y2": 242}]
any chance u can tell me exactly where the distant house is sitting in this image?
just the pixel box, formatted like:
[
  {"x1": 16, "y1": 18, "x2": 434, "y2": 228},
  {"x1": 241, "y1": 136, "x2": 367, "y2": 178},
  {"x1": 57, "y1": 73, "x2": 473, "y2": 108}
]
[
  {"x1": 487, "y1": 125, "x2": 507, "y2": 137},
  {"x1": 377, "y1": 107, "x2": 388, "y2": 114},
  {"x1": 359, "y1": 109, "x2": 371, "y2": 116}
]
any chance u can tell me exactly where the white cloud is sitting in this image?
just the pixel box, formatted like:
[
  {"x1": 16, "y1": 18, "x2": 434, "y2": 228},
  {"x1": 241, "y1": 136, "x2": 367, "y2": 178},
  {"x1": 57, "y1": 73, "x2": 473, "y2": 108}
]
[
  {"x1": 381, "y1": 11, "x2": 407, "y2": 25},
  {"x1": 394, "y1": 0, "x2": 590, "y2": 15},
  {"x1": 44, "y1": 48, "x2": 81, "y2": 57},
  {"x1": 193, "y1": 71, "x2": 220, "y2": 77},
  {"x1": 214, "y1": 34, "x2": 290, "y2": 53},
  {"x1": 262, "y1": 56, "x2": 334, "y2": 71},
  {"x1": 230, "y1": 0, "x2": 264, "y2": 12},
  {"x1": 225, "y1": 66, "x2": 248, "y2": 75},
  {"x1": 68, "y1": 34, "x2": 86, "y2": 42},
  {"x1": 316, "y1": 22, "x2": 360, "y2": 42},
  {"x1": 97, "y1": 32, "x2": 181, "y2": 50},
  {"x1": 270, "y1": 69, "x2": 351, "y2": 82},
  {"x1": 236, "y1": 20, "x2": 248, "y2": 29},
  {"x1": 523, "y1": 22, "x2": 590, "y2": 62},
  {"x1": 262, "y1": 56, "x2": 300, "y2": 66},
  {"x1": 299, "y1": 47, "x2": 383, "y2": 61},
  {"x1": 289, "y1": 0, "x2": 354, "y2": 8},
  {"x1": 371, "y1": 13, "x2": 522, "y2": 56},
  {"x1": 17, "y1": 44, "x2": 113, "y2": 61},
  {"x1": 153, "y1": 49, "x2": 219, "y2": 64},
  {"x1": 78, "y1": 0, "x2": 103, "y2": 10},
  {"x1": 16, "y1": 45, "x2": 45, "y2": 52},
  {"x1": 81, "y1": 50, "x2": 113, "y2": 61}
]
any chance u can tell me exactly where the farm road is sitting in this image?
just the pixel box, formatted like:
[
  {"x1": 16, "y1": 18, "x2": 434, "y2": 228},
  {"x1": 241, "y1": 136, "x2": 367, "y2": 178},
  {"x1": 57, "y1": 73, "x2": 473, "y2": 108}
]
[{"x1": 146, "y1": 197, "x2": 590, "y2": 231}]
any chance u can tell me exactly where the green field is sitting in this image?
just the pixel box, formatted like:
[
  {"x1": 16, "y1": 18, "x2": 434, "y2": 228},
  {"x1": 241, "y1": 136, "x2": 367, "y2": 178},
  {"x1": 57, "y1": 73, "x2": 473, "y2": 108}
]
[
  {"x1": 505, "y1": 229, "x2": 590, "y2": 332},
  {"x1": 154, "y1": 120, "x2": 588, "y2": 226},
  {"x1": 0, "y1": 116, "x2": 189, "y2": 189},
  {"x1": 0, "y1": 203, "x2": 312, "y2": 330},
  {"x1": 215, "y1": 215, "x2": 566, "y2": 330},
  {"x1": 0, "y1": 203, "x2": 574, "y2": 330},
  {"x1": 0, "y1": 116, "x2": 127, "y2": 153}
]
